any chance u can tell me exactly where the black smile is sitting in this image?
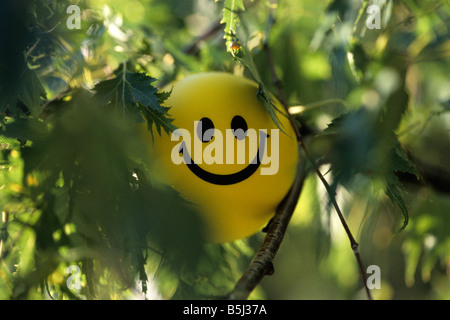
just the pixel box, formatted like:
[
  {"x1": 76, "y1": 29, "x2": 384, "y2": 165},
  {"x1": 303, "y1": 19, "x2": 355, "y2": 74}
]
[{"x1": 179, "y1": 132, "x2": 268, "y2": 185}]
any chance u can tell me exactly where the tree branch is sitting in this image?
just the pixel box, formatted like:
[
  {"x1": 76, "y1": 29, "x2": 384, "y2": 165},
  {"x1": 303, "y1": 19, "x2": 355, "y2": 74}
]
[
  {"x1": 182, "y1": 21, "x2": 222, "y2": 55},
  {"x1": 260, "y1": 4, "x2": 373, "y2": 300},
  {"x1": 227, "y1": 5, "x2": 308, "y2": 301},
  {"x1": 227, "y1": 162, "x2": 307, "y2": 300},
  {"x1": 185, "y1": 2, "x2": 373, "y2": 299}
]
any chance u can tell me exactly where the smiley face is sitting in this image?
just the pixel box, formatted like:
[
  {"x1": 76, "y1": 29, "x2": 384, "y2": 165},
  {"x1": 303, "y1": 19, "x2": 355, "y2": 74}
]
[
  {"x1": 179, "y1": 115, "x2": 269, "y2": 185},
  {"x1": 142, "y1": 72, "x2": 299, "y2": 243}
]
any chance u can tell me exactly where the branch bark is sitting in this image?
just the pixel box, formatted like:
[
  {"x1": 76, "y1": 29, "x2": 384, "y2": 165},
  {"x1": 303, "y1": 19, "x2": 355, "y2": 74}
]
[
  {"x1": 227, "y1": 5, "x2": 308, "y2": 300},
  {"x1": 227, "y1": 162, "x2": 307, "y2": 300},
  {"x1": 185, "y1": 2, "x2": 374, "y2": 300},
  {"x1": 263, "y1": 3, "x2": 374, "y2": 299}
]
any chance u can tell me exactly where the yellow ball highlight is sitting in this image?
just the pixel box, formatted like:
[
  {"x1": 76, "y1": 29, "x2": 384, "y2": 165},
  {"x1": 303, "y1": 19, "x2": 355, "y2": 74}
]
[{"x1": 143, "y1": 72, "x2": 298, "y2": 243}]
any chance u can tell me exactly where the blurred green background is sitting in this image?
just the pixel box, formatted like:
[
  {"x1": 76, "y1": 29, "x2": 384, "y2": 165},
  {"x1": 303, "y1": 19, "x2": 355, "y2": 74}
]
[{"x1": 0, "y1": 0, "x2": 449, "y2": 299}]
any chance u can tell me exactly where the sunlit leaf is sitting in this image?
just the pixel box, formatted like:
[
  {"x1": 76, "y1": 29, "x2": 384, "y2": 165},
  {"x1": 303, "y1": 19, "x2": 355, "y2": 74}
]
[
  {"x1": 93, "y1": 63, "x2": 175, "y2": 137},
  {"x1": 220, "y1": 0, "x2": 245, "y2": 52}
]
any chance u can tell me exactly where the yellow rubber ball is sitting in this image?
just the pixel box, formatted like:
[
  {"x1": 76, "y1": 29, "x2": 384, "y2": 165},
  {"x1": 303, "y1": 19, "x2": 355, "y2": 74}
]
[{"x1": 142, "y1": 72, "x2": 299, "y2": 243}]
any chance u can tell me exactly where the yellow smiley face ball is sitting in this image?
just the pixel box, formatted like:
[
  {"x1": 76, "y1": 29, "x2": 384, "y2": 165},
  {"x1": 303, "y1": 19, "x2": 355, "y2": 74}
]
[{"x1": 142, "y1": 72, "x2": 298, "y2": 243}]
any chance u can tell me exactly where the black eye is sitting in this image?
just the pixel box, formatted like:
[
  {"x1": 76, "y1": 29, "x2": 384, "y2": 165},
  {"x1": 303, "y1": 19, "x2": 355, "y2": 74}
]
[
  {"x1": 231, "y1": 115, "x2": 248, "y2": 140},
  {"x1": 197, "y1": 117, "x2": 215, "y2": 142}
]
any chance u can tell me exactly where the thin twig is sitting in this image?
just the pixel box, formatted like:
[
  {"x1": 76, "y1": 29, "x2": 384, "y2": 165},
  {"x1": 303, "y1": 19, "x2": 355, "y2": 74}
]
[
  {"x1": 182, "y1": 22, "x2": 223, "y2": 55},
  {"x1": 263, "y1": 43, "x2": 302, "y2": 142},
  {"x1": 228, "y1": 4, "x2": 308, "y2": 301},
  {"x1": 182, "y1": 0, "x2": 259, "y2": 56},
  {"x1": 299, "y1": 140, "x2": 373, "y2": 300},
  {"x1": 0, "y1": 211, "x2": 9, "y2": 260},
  {"x1": 288, "y1": 98, "x2": 350, "y2": 114},
  {"x1": 228, "y1": 164, "x2": 307, "y2": 300},
  {"x1": 262, "y1": 5, "x2": 373, "y2": 300},
  {"x1": 184, "y1": 0, "x2": 372, "y2": 300}
]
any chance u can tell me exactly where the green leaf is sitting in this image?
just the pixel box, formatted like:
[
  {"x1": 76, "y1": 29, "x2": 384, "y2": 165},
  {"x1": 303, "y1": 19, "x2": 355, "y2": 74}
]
[
  {"x1": 227, "y1": 40, "x2": 287, "y2": 133},
  {"x1": 93, "y1": 62, "x2": 175, "y2": 138},
  {"x1": 218, "y1": 0, "x2": 287, "y2": 133},
  {"x1": 385, "y1": 176, "x2": 409, "y2": 232},
  {"x1": 322, "y1": 109, "x2": 419, "y2": 232},
  {"x1": 385, "y1": 143, "x2": 420, "y2": 232},
  {"x1": 1, "y1": 117, "x2": 48, "y2": 142},
  {"x1": 219, "y1": 0, "x2": 245, "y2": 51},
  {"x1": 140, "y1": 87, "x2": 176, "y2": 140},
  {"x1": 256, "y1": 82, "x2": 287, "y2": 134},
  {"x1": 18, "y1": 67, "x2": 47, "y2": 117},
  {"x1": 94, "y1": 62, "x2": 164, "y2": 116},
  {"x1": 139, "y1": 104, "x2": 176, "y2": 142},
  {"x1": 0, "y1": 66, "x2": 46, "y2": 117}
]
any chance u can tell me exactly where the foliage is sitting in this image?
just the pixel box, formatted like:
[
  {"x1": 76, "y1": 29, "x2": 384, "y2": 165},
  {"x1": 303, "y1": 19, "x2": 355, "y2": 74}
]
[{"x1": 0, "y1": 0, "x2": 449, "y2": 300}]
